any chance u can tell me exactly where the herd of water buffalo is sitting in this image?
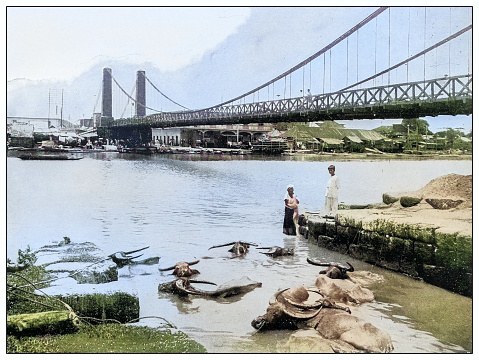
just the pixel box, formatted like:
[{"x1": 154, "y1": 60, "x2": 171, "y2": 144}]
[{"x1": 109, "y1": 240, "x2": 394, "y2": 353}]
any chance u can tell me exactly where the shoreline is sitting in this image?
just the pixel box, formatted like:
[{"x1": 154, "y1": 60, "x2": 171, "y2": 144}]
[
  {"x1": 305, "y1": 173, "x2": 472, "y2": 296},
  {"x1": 7, "y1": 145, "x2": 472, "y2": 162},
  {"x1": 280, "y1": 152, "x2": 472, "y2": 162},
  {"x1": 308, "y1": 202, "x2": 472, "y2": 237}
]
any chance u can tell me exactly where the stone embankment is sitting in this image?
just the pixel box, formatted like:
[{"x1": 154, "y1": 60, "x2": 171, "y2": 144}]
[{"x1": 306, "y1": 174, "x2": 472, "y2": 297}]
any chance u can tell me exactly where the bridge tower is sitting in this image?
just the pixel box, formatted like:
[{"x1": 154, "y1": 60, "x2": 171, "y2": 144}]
[
  {"x1": 102, "y1": 68, "x2": 112, "y2": 120},
  {"x1": 136, "y1": 70, "x2": 146, "y2": 117}
]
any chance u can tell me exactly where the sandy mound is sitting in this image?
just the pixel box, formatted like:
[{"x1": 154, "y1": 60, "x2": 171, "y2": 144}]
[
  {"x1": 321, "y1": 174, "x2": 473, "y2": 237},
  {"x1": 397, "y1": 174, "x2": 472, "y2": 208}
]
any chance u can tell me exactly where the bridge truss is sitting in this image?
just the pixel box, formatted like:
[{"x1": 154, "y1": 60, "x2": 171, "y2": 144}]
[{"x1": 105, "y1": 74, "x2": 471, "y2": 129}]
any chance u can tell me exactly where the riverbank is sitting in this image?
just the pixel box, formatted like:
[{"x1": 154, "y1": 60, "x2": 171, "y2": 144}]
[
  {"x1": 306, "y1": 173, "x2": 472, "y2": 296},
  {"x1": 308, "y1": 202, "x2": 472, "y2": 237},
  {"x1": 8, "y1": 145, "x2": 472, "y2": 163},
  {"x1": 282, "y1": 151, "x2": 472, "y2": 162},
  {"x1": 343, "y1": 172, "x2": 471, "y2": 236}
]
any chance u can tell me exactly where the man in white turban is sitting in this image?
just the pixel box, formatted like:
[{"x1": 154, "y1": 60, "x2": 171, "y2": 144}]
[{"x1": 324, "y1": 165, "x2": 339, "y2": 220}]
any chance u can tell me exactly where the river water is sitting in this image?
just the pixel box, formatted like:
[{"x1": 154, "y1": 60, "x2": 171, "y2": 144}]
[{"x1": 6, "y1": 153, "x2": 472, "y2": 353}]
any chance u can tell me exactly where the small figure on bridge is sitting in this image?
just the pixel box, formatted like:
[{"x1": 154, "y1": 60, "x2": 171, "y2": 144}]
[
  {"x1": 323, "y1": 165, "x2": 339, "y2": 221},
  {"x1": 283, "y1": 185, "x2": 299, "y2": 235}
]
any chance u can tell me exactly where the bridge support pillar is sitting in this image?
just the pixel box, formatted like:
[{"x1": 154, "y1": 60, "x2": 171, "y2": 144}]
[
  {"x1": 102, "y1": 68, "x2": 112, "y2": 119},
  {"x1": 136, "y1": 70, "x2": 146, "y2": 117}
]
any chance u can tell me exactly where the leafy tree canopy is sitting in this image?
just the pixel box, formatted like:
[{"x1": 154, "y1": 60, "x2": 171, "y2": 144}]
[{"x1": 401, "y1": 118, "x2": 430, "y2": 135}]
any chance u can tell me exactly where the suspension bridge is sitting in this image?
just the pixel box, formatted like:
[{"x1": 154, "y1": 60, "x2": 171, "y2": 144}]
[{"x1": 97, "y1": 7, "x2": 472, "y2": 142}]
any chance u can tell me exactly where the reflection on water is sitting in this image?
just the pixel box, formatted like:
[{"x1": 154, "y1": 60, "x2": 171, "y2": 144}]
[{"x1": 6, "y1": 153, "x2": 472, "y2": 353}]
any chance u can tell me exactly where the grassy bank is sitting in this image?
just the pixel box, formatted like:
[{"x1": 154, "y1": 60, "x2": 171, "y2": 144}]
[
  {"x1": 7, "y1": 246, "x2": 207, "y2": 354},
  {"x1": 7, "y1": 323, "x2": 207, "y2": 353}
]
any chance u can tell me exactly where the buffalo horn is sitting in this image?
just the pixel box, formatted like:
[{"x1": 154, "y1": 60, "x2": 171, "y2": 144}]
[
  {"x1": 306, "y1": 258, "x2": 330, "y2": 267},
  {"x1": 208, "y1": 242, "x2": 236, "y2": 250},
  {"x1": 279, "y1": 292, "x2": 324, "y2": 310},
  {"x1": 273, "y1": 289, "x2": 323, "y2": 319},
  {"x1": 307, "y1": 258, "x2": 354, "y2": 271},
  {"x1": 189, "y1": 279, "x2": 217, "y2": 286},
  {"x1": 345, "y1": 262, "x2": 355, "y2": 272},
  {"x1": 159, "y1": 259, "x2": 200, "y2": 271},
  {"x1": 114, "y1": 253, "x2": 144, "y2": 261},
  {"x1": 175, "y1": 279, "x2": 216, "y2": 296},
  {"x1": 269, "y1": 289, "x2": 288, "y2": 305},
  {"x1": 282, "y1": 305, "x2": 322, "y2": 319},
  {"x1": 158, "y1": 264, "x2": 176, "y2": 271},
  {"x1": 175, "y1": 279, "x2": 203, "y2": 295},
  {"x1": 123, "y1": 246, "x2": 150, "y2": 255}
]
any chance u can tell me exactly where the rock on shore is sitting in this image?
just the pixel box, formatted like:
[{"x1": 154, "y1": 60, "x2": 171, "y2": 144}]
[{"x1": 327, "y1": 174, "x2": 472, "y2": 237}]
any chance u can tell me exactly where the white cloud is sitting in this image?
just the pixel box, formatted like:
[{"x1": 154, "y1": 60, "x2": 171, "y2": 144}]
[{"x1": 7, "y1": 7, "x2": 252, "y2": 81}]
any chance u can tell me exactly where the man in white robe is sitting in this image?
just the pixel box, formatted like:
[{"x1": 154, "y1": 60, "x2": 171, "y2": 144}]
[{"x1": 324, "y1": 165, "x2": 339, "y2": 219}]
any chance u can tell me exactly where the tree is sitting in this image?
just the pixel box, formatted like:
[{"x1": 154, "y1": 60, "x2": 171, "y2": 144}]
[
  {"x1": 435, "y1": 128, "x2": 468, "y2": 150},
  {"x1": 401, "y1": 118, "x2": 429, "y2": 135}
]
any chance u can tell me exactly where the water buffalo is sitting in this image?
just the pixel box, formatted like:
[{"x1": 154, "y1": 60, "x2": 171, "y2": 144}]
[
  {"x1": 257, "y1": 246, "x2": 294, "y2": 258},
  {"x1": 251, "y1": 286, "x2": 393, "y2": 353},
  {"x1": 208, "y1": 241, "x2": 258, "y2": 258},
  {"x1": 159, "y1": 260, "x2": 200, "y2": 277},
  {"x1": 307, "y1": 258, "x2": 354, "y2": 279},
  {"x1": 251, "y1": 287, "x2": 351, "y2": 331},
  {"x1": 158, "y1": 276, "x2": 262, "y2": 298},
  {"x1": 109, "y1": 246, "x2": 160, "y2": 268},
  {"x1": 314, "y1": 273, "x2": 375, "y2": 305}
]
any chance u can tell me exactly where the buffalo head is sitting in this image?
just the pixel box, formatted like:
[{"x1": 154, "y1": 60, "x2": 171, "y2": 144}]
[
  {"x1": 307, "y1": 258, "x2": 354, "y2": 279},
  {"x1": 159, "y1": 260, "x2": 200, "y2": 277},
  {"x1": 257, "y1": 246, "x2": 294, "y2": 258},
  {"x1": 209, "y1": 241, "x2": 258, "y2": 258}
]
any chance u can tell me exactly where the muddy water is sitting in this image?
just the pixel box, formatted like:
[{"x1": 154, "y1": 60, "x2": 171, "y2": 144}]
[{"x1": 6, "y1": 153, "x2": 472, "y2": 353}]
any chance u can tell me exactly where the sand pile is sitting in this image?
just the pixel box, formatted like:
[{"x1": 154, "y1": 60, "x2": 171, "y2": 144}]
[
  {"x1": 331, "y1": 174, "x2": 472, "y2": 237},
  {"x1": 408, "y1": 174, "x2": 472, "y2": 208}
]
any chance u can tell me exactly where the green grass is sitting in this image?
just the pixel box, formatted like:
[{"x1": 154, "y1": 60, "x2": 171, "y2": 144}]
[
  {"x1": 7, "y1": 245, "x2": 207, "y2": 354},
  {"x1": 7, "y1": 323, "x2": 207, "y2": 353}
]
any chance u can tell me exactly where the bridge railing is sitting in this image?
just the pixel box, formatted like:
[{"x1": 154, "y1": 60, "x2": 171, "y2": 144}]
[{"x1": 109, "y1": 75, "x2": 471, "y2": 127}]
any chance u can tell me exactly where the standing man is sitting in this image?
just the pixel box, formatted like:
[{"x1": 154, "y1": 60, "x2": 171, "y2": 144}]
[{"x1": 324, "y1": 165, "x2": 339, "y2": 220}]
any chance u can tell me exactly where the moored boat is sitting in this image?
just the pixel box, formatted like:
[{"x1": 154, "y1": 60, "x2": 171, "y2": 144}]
[{"x1": 16, "y1": 148, "x2": 83, "y2": 160}]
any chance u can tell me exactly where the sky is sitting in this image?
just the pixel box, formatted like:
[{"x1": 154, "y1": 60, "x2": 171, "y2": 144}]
[
  {"x1": 5, "y1": 2, "x2": 474, "y2": 133},
  {"x1": 6, "y1": 6, "x2": 253, "y2": 81}
]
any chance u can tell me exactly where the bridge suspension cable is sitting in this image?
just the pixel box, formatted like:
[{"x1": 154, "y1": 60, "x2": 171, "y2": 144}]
[
  {"x1": 93, "y1": 83, "x2": 101, "y2": 116},
  {"x1": 202, "y1": 6, "x2": 389, "y2": 110},
  {"x1": 340, "y1": 24, "x2": 472, "y2": 91},
  {"x1": 120, "y1": 83, "x2": 136, "y2": 118},
  {"x1": 106, "y1": 68, "x2": 162, "y2": 114},
  {"x1": 145, "y1": 76, "x2": 190, "y2": 111}
]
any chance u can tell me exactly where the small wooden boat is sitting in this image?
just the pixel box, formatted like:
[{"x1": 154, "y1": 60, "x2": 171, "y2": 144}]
[{"x1": 17, "y1": 148, "x2": 83, "y2": 160}]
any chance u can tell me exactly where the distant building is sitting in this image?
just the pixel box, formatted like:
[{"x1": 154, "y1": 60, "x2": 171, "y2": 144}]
[
  {"x1": 7, "y1": 116, "x2": 75, "y2": 132},
  {"x1": 79, "y1": 118, "x2": 94, "y2": 128},
  {"x1": 283, "y1": 121, "x2": 387, "y2": 152},
  {"x1": 152, "y1": 123, "x2": 276, "y2": 148},
  {"x1": 152, "y1": 128, "x2": 183, "y2": 146},
  {"x1": 8, "y1": 120, "x2": 34, "y2": 137},
  {"x1": 7, "y1": 119, "x2": 35, "y2": 147}
]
